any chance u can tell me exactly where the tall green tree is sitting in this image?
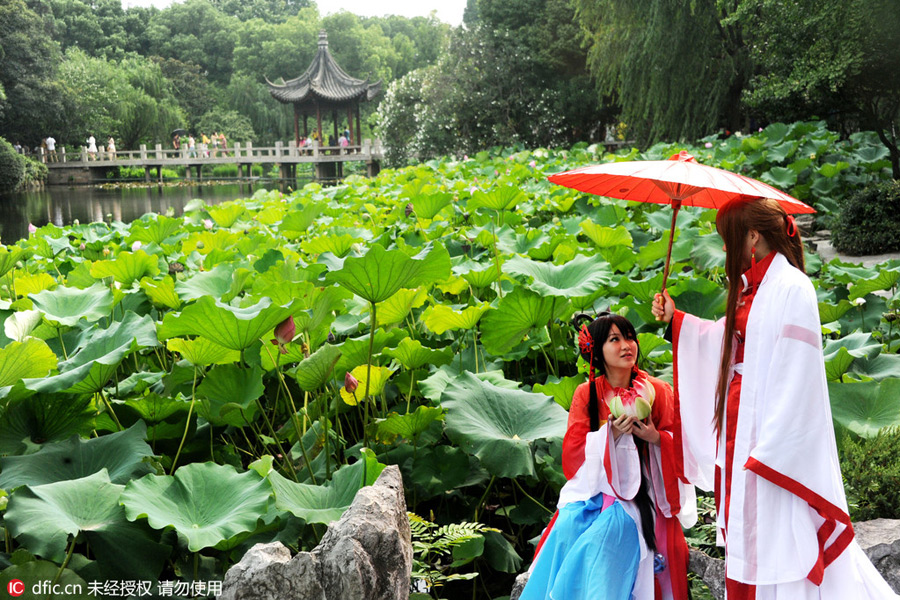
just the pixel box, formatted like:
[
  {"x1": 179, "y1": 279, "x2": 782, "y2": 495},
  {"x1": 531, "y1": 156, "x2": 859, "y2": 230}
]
[
  {"x1": 741, "y1": 0, "x2": 900, "y2": 179},
  {"x1": 0, "y1": 0, "x2": 64, "y2": 145},
  {"x1": 573, "y1": 0, "x2": 751, "y2": 144}
]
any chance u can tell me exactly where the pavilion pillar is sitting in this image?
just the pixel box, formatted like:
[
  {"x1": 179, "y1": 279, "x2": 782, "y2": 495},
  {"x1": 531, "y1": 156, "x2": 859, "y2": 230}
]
[
  {"x1": 332, "y1": 110, "x2": 338, "y2": 147},
  {"x1": 316, "y1": 105, "x2": 323, "y2": 145},
  {"x1": 293, "y1": 105, "x2": 300, "y2": 147},
  {"x1": 347, "y1": 107, "x2": 354, "y2": 145},
  {"x1": 303, "y1": 114, "x2": 308, "y2": 138},
  {"x1": 355, "y1": 104, "x2": 362, "y2": 148}
]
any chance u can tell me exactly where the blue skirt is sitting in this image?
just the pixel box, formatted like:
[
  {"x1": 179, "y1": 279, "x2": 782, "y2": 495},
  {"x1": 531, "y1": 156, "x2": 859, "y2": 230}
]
[{"x1": 520, "y1": 494, "x2": 640, "y2": 600}]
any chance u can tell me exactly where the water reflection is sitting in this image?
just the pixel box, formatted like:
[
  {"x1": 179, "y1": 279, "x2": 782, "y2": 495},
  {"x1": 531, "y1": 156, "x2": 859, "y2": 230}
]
[{"x1": 0, "y1": 181, "x2": 293, "y2": 243}]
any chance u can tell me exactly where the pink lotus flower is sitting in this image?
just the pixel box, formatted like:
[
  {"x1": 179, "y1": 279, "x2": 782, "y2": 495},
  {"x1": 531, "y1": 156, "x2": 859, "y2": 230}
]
[
  {"x1": 28, "y1": 223, "x2": 37, "y2": 234},
  {"x1": 704, "y1": 142, "x2": 713, "y2": 148},
  {"x1": 344, "y1": 371, "x2": 359, "y2": 393},
  {"x1": 529, "y1": 160, "x2": 536, "y2": 168},
  {"x1": 203, "y1": 218, "x2": 214, "y2": 230},
  {"x1": 270, "y1": 316, "x2": 295, "y2": 354},
  {"x1": 604, "y1": 374, "x2": 655, "y2": 420},
  {"x1": 131, "y1": 241, "x2": 142, "y2": 252}
]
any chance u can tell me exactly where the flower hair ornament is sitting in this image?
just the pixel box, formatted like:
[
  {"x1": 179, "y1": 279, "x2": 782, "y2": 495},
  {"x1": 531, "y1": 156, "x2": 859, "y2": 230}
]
[{"x1": 578, "y1": 324, "x2": 595, "y2": 382}]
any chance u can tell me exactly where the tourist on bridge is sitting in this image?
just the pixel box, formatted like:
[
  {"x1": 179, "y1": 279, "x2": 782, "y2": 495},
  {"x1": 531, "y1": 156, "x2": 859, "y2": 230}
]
[
  {"x1": 46, "y1": 136, "x2": 57, "y2": 162},
  {"x1": 187, "y1": 135, "x2": 196, "y2": 158},
  {"x1": 87, "y1": 135, "x2": 97, "y2": 160},
  {"x1": 107, "y1": 137, "x2": 116, "y2": 160}
]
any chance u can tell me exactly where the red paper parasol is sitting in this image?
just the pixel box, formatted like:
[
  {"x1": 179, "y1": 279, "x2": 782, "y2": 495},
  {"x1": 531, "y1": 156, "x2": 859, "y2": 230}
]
[{"x1": 548, "y1": 150, "x2": 815, "y2": 290}]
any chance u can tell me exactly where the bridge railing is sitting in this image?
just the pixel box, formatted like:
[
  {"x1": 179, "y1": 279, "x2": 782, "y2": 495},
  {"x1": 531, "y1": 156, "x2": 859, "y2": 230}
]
[{"x1": 40, "y1": 139, "x2": 383, "y2": 166}]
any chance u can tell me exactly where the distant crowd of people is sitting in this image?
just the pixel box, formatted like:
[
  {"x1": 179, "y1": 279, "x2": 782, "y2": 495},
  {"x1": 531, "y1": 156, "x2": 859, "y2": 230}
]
[
  {"x1": 13, "y1": 135, "x2": 118, "y2": 163},
  {"x1": 172, "y1": 132, "x2": 228, "y2": 157},
  {"x1": 294, "y1": 128, "x2": 353, "y2": 152}
]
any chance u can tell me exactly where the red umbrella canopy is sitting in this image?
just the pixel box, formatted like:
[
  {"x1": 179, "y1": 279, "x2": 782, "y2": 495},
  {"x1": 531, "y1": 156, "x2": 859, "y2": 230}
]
[{"x1": 548, "y1": 150, "x2": 815, "y2": 214}]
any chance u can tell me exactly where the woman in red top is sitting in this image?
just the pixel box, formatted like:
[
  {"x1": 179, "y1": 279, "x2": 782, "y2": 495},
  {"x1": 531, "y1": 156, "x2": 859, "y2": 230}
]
[{"x1": 521, "y1": 312, "x2": 693, "y2": 600}]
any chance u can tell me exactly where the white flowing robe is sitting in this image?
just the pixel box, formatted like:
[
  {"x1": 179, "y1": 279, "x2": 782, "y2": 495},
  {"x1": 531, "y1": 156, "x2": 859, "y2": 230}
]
[{"x1": 672, "y1": 252, "x2": 897, "y2": 598}]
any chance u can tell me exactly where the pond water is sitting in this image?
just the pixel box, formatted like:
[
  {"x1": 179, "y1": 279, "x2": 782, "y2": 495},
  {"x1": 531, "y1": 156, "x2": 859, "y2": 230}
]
[{"x1": 0, "y1": 181, "x2": 297, "y2": 244}]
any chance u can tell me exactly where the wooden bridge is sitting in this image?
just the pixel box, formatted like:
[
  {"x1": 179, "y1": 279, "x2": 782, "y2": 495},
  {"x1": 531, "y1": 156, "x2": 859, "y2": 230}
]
[{"x1": 42, "y1": 140, "x2": 384, "y2": 185}]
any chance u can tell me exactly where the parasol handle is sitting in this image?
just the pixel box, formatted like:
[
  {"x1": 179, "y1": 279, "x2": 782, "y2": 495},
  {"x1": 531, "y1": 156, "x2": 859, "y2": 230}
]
[{"x1": 661, "y1": 200, "x2": 682, "y2": 294}]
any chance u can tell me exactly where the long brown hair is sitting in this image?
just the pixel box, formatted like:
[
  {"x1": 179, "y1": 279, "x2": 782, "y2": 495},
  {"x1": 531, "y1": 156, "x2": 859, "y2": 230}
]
[{"x1": 713, "y1": 197, "x2": 806, "y2": 432}]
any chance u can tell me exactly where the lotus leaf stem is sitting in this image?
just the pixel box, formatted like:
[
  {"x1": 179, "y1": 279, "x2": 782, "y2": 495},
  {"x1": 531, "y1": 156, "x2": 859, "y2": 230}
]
[
  {"x1": 254, "y1": 396, "x2": 301, "y2": 482},
  {"x1": 170, "y1": 367, "x2": 199, "y2": 474},
  {"x1": 513, "y1": 478, "x2": 552, "y2": 514},
  {"x1": 473, "y1": 476, "x2": 496, "y2": 522},
  {"x1": 51, "y1": 535, "x2": 78, "y2": 595},
  {"x1": 99, "y1": 390, "x2": 123, "y2": 431}
]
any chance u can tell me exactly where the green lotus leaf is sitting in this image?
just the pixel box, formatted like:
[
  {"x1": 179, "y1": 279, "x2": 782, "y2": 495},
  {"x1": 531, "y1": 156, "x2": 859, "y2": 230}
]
[
  {"x1": 534, "y1": 374, "x2": 586, "y2": 410},
  {"x1": 280, "y1": 202, "x2": 324, "y2": 233},
  {"x1": 1, "y1": 560, "x2": 91, "y2": 600},
  {"x1": 442, "y1": 373, "x2": 567, "y2": 478},
  {"x1": 580, "y1": 222, "x2": 633, "y2": 248},
  {"x1": 30, "y1": 283, "x2": 114, "y2": 327},
  {"x1": 121, "y1": 462, "x2": 272, "y2": 551},
  {"x1": 503, "y1": 254, "x2": 612, "y2": 298},
  {"x1": 817, "y1": 161, "x2": 850, "y2": 178},
  {"x1": 157, "y1": 296, "x2": 295, "y2": 351},
  {"x1": 422, "y1": 303, "x2": 489, "y2": 335},
  {"x1": 3, "y1": 310, "x2": 42, "y2": 342},
  {"x1": 50, "y1": 312, "x2": 158, "y2": 394},
  {"x1": 819, "y1": 299, "x2": 853, "y2": 324},
  {"x1": 0, "y1": 422, "x2": 154, "y2": 490},
  {"x1": 481, "y1": 287, "x2": 567, "y2": 356},
  {"x1": 140, "y1": 276, "x2": 182, "y2": 310},
  {"x1": 766, "y1": 140, "x2": 797, "y2": 163},
  {"x1": 167, "y1": 337, "x2": 240, "y2": 366},
  {"x1": 825, "y1": 261, "x2": 877, "y2": 284},
  {"x1": 614, "y1": 272, "x2": 666, "y2": 304},
  {"x1": 0, "y1": 338, "x2": 57, "y2": 388},
  {"x1": 825, "y1": 347, "x2": 855, "y2": 381},
  {"x1": 760, "y1": 166, "x2": 797, "y2": 189},
  {"x1": 468, "y1": 185, "x2": 526, "y2": 211},
  {"x1": 829, "y1": 379, "x2": 900, "y2": 438},
  {"x1": 89, "y1": 250, "x2": 160, "y2": 286},
  {"x1": 0, "y1": 396, "x2": 95, "y2": 455},
  {"x1": 854, "y1": 145, "x2": 890, "y2": 165},
  {"x1": 287, "y1": 343, "x2": 342, "y2": 391},
  {"x1": 128, "y1": 215, "x2": 182, "y2": 245},
  {"x1": 182, "y1": 230, "x2": 241, "y2": 255},
  {"x1": 174, "y1": 263, "x2": 238, "y2": 302},
  {"x1": 123, "y1": 393, "x2": 193, "y2": 441},
  {"x1": 0, "y1": 246, "x2": 32, "y2": 280},
  {"x1": 823, "y1": 331, "x2": 881, "y2": 362},
  {"x1": 848, "y1": 268, "x2": 900, "y2": 301},
  {"x1": 849, "y1": 354, "x2": 900, "y2": 381},
  {"x1": 418, "y1": 367, "x2": 519, "y2": 403},
  {"x1": 454, "y1": 258, "x2": 501, "y2": 289},
  {"x1": 15, "y1": 272, "x2": 56, "y2": 296},
  {"x1": 196, "y1": 364, "x2": 264, "y2": 427},
  {"x1": 375, "y1": 287, "x2": 428, "y2": 327},
  {"x1": 412, "y1": 192, "x2": 453, "y2": 220},
  {"x1": 527, "y1": 234, "x2": 565, "y2": 261},
  {"x1": 269, "y1": 450, "x2": 385, "y2": 524},
  {"x1": 483, "y1": 530, "x2": 523, "y2": 573},
  {"x1": 340, "y1": 365, "x2": 394, "y2": 405},
  {"x1": 408, "y1": 445, "x2": 470, "y2": 498},
  {"x1": 325, "y1": 243, "x2": 450, "y2": 303},
  {"x1": 376, "y1": 405, "x2": 443, "y2": 440},
  {"x1": 6, "y1": 470, "x2": 170, "y2": 579},
  {"x1": 300, "y1": 234, "x2": 362, "y2": 258},
  {"x1": 207, "y1": 203, "x2": 246, "y2": 228},
  {"x1": 496, "y1": 231, "x2": 553, "y2": 256},
  {"x1": 335, "y1": 328, "x2": 408, "y2": 374},
  {"x1": 383, "y1": 338, "x2": 453, "y2": 370}
]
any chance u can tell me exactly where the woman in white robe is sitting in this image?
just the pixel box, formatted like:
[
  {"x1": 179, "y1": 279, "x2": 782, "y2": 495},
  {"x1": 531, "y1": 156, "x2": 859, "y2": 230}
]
[{"x1": 652, "y1": 196, "x2": 897, "y2": 599}]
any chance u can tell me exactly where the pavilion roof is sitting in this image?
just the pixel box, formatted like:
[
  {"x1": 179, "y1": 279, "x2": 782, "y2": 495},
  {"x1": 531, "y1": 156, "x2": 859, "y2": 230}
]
[{"x1": 266, "y1": 30, "x2": 381, "y2": 105}]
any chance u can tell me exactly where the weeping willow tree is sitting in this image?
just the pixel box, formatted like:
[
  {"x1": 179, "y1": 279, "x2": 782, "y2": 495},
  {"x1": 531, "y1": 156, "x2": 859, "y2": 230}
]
[{"x1": 573, "y1": 0, "x2": 752, "y2": 145}]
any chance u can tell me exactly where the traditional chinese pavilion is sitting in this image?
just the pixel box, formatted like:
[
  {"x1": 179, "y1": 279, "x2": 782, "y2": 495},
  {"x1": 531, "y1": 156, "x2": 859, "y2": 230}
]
[{"x1": 266, "y1": 30, "x2": 381, "y2": 147}]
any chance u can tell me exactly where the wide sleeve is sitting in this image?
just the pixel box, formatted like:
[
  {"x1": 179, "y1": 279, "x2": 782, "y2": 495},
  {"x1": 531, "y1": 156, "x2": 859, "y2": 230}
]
[
  {"x1": 671, "y1": 309, "x2": 723, "y2": 492},
  {"x1": 743, "y1": 281, "x2": 853, "y2": 584},
  {"x1": 562, "y1": 383, "x2": 592, "y2": 480}
]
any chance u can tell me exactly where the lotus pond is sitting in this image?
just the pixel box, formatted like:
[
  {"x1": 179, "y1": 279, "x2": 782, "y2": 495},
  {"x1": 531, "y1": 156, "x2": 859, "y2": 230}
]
[{"x1": 0, "y1": 120, "x2": 899, "y2": 600}]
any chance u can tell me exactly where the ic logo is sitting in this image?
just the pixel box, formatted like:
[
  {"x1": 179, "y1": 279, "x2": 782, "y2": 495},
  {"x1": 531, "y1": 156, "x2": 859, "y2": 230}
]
[{"x1": 7, "y1": 579, "x2": 24, "y2": 597}]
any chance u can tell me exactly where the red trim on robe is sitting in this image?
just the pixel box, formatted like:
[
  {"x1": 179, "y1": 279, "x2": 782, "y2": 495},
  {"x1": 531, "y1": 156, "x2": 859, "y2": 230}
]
[
  {"x1": 671, "y1": 310, "x2": 687, "y2": 482},
  {"x1": 744, "y1": 457, "x2": 855, "y2": 585}
]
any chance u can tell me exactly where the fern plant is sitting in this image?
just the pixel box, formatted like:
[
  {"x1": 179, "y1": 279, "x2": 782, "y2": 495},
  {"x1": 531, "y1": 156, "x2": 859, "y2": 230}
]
[{"x1": 408, "y1": 512, "x2": 497, "y2": 598}]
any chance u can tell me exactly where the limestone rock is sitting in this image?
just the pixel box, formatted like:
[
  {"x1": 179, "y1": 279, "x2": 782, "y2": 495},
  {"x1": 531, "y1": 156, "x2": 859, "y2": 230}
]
[
  {"x1": 220, "y1": 465, "x2": 411, "y2": 600},
  {"x1": 856, "y1": 519, "x2": 900, "y2": 593},
  {"x1": 688, "y1": 549, "x2": 725, "y2": 600},
  {"x1": 509, "y1": 572, "x2": 529, "y2": 600}
]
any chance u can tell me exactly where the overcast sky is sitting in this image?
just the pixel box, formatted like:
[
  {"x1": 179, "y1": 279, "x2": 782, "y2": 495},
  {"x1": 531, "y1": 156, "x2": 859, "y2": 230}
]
[{"x1": 121, "y1": 0, "x2": 467, "y2": 25}]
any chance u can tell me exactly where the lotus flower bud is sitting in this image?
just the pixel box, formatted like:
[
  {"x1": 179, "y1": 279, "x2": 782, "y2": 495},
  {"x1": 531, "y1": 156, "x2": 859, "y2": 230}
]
[
  {"x1": 27, "y1": 223, "x2": 37, "y2": 234},
  {"x1": 196, "y1": 241, "x2": 205, "y2": 250},
  {"x1": 103, "y1": 248, "x2": 110, "y2": 257},
  {"x1": 203, "y1": 218, "x2": 214, "y2": 230},
  {"x1": 271, "y1": 316, "x2": 295, "y2": 354},
  {"x1": 529, "y1": 160, "x2": 536, "y2": 168},
  {"x1": 73, "y1": 219, "x2": 80, "y2": 225},
  {"x1": 131, "y1": 241, "x2": 142, "y2": 252},
  {"x1": 344, "y1": 371, "x2": 359, "y2": 393},
  {"x1": 79, "y1": 243, "x2": 86, "y2": 251}
]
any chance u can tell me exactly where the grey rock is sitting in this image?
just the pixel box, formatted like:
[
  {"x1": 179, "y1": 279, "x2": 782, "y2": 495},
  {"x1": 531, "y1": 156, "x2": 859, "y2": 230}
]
[
  {"x1": 856, "y1": 519, "x2": 900, "y2": 593},
  {"x1": 509, "y1": 572, "x2": 529, "y2": 600},
  {"x1": 689, "y1": 549, "x2": 725, "y2": 600},
  {"x1": 221, "y1": 465, "x2": 411, "y2": 600}
]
